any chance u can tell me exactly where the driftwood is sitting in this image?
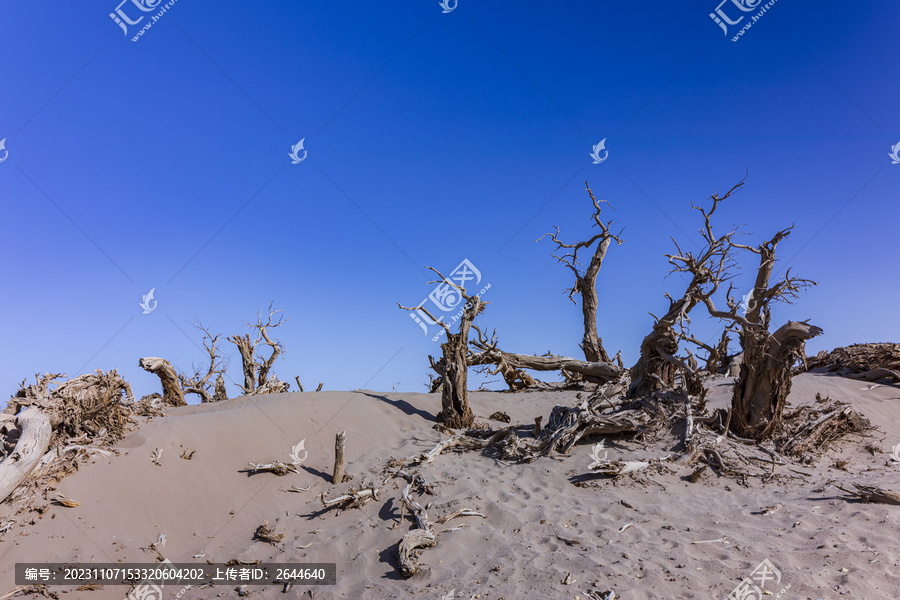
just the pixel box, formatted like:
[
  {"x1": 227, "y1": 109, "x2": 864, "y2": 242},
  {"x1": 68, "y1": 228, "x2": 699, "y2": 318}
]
[
  {"x1": 246, "y1": 461, "x2": 298, "y2": 476},
  {"x1": 320, "y1": 486, "x2": 379, "y2": 511},
  {"x1": 0, "y1": 408, "x2": 52, "y2": 504},
  {"x1": 586, "y1": 441, "x2": 649, "y2": 477},
  {"x1": 332, "y1": 431, "x2": 346, "y2": 484},
  {"x1": 398, "y1": 481, "x2": 436, "y2": 577},
  {"x1": 255, "y1": 520, "x2": 283, "y2": 545},
  {"x1": 837, "y1": 484, "x2": 900, "y2": 505}
]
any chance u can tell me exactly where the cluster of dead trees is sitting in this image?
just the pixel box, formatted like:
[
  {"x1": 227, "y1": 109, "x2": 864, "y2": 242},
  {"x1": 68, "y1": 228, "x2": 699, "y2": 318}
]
[
  {"x1": 0, "y1": 303, "x2": 311, "y2": 506},
  {"x1": 138, "y1": 302, "x2": 302, "y2": 406},
  {"x1": 403, "y1": 178, "x2": 824, "y2": 442}
]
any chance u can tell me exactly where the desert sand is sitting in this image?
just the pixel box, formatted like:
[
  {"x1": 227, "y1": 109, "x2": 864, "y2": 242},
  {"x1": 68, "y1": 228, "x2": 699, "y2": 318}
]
[{"x1": 0, "y1": 371, "x2": 898, "y2": 599}]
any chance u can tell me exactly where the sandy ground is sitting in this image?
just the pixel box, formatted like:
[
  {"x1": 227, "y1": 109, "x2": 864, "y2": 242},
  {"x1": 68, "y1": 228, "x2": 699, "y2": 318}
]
[{"x1": 1, "y1": 373, "x2": 899, "y2": 599}]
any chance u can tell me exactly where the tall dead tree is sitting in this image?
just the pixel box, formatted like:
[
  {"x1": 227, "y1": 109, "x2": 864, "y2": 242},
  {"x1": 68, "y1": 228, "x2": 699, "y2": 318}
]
[
  {"x1": 630, "y1": 182, "x2": 742, "y2": 396},
  {"x1": 703, "y1": 227, "x2": 818, "y2": 439},
  {"x1": 541, "y1": 182, "x2": 623, "y2": 363},
  {"x1": 228, "y1": 302, "x2": 290, "y2": 396},
  {"x1": 179, "y1": 323, "x2": 227, "y2": 403},
  {"x1": 400, "y1": 267, "x2": 486, "y2": 428}
]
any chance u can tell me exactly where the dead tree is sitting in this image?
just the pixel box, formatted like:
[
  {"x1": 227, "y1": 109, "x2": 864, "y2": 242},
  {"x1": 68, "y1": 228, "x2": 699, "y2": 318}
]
[
  {"x1": 541, "y1": 182, "x2": 623, "y2": 363},
  {"x1": 179, "y1": 323, "x2": 227, "y2": 403},
  {"x1": 630, "y1": 181, "x2": 743, "y2": 396},
  {"x1": 703, "y1": 227, "x2": 818, "y2": 439},
  {"x1": 400, "y1": 267, "x2": 486, "y2": 428},
  {"x1": 138, "y1": 357, "x2": 187, "y2": 407},
  {"x1": 228, "y1": 303, "x2": 290, "y2": 396}
]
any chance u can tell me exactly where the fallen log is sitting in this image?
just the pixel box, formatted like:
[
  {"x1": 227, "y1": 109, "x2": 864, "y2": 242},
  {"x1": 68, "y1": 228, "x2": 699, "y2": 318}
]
[
  {"x1": 0, "y1": 408, "x2": 52, "y2": 504},
  {"x1": 470, "y1": 350, "x2": 624, "y2": 383}
]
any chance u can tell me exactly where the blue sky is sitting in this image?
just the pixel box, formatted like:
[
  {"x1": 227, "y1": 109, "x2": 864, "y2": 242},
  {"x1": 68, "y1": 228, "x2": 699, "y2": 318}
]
[{"x1": 0, "y1": 1, "x2": 897, "y2": 401}]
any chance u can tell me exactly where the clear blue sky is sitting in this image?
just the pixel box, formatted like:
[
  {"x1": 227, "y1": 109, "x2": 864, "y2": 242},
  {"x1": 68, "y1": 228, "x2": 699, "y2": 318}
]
[{"x1": 1, "y1": 1, "x2": 897, "y2": 401}]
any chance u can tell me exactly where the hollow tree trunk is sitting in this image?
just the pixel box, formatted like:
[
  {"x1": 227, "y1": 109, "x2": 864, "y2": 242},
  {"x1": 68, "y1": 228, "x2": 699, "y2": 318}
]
[
  {"x1": 139, "y1": 357, "x2": 186, "y2": 406},
  {"x1": 731, "y1": 321, "x2": 823, "y2": 440},
  {"x1": 0, "y1": 407, "x2": 52, "y2": 504}
]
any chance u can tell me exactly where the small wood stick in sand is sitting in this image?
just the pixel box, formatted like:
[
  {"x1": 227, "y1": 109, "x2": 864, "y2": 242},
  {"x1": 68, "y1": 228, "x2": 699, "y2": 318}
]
[{"x1": 332, "y1": 431, "x2": 346, "y2": 484}]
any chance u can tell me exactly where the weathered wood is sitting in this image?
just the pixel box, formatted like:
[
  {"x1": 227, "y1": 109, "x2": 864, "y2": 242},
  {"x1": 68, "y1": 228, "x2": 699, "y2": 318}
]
[
  {"x1": 332, "y1": 431, "x2": 346, "y2": 484},
  {"x1": 139, "y1": 357, "x2": 186, "y2": 406},
  {"x1": 245, "y1": 461, "x2": 298, "y2": 476},
  {"x1": 0, "y1": 408, "x2": 52, "y2": 504},
  {"x1": 398, "y1": 482, "x2": 436, "y2": 577},
  {"x1": 320, "y1": 486, "x2": 378, "y2": 510},
  {"x1": 731, "y1": 321, "x2": 822, "y2": 439},
  {"x1": 837, "y1": 484, "x2": 900, "y2": 505},
  {"x1": 469, "y1": 347, "x2": 624, "y2": 383}
]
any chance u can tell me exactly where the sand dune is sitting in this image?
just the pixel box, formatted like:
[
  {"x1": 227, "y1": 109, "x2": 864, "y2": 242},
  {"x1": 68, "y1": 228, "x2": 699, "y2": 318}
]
[{"x1": 1, "y1": 373, "x2": 898, "y2": 599}]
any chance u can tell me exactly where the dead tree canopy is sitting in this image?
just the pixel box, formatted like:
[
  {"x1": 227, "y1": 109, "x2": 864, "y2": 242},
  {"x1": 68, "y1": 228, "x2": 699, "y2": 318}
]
[
  {"x1": 228, "y1": 302, "x2": 290, "y2": 396},
  {"x1": 630, "y1": 181, "x2": 742, "y2": 397},
  {"x1": 541, "y1": 182, "x2": 623, "y2": 363},
  {"x1": 180, "y1": 324, "x2": 227, "y2": 403},
  {"x1": 400, "y1": 267, "x2": 487, "y2": 429}
]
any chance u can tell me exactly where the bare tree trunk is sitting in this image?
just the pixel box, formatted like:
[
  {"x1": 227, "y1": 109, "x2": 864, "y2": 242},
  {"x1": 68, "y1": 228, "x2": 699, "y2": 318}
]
[
  {"x1": 437, "y1": 299, "x2": 482, "y2": 428},
  {"x1": 139, "y1": 357, "x2": 186, "y2": 406},
  {"x1": 0, "y1": 408, "x2": 52, "y2": 504},
  {"x1": 731, "y1": 321, "x2": 822, "y2": 439},
  {"x1": 229, "y1": 334, "x2": 258, "y2": 394},
  {"x1": 630, "y1": 294, "x2": 697, "y2": 396},
  {"x1": 401, "y1": 267, "x2": 488, "y2": 429}
]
